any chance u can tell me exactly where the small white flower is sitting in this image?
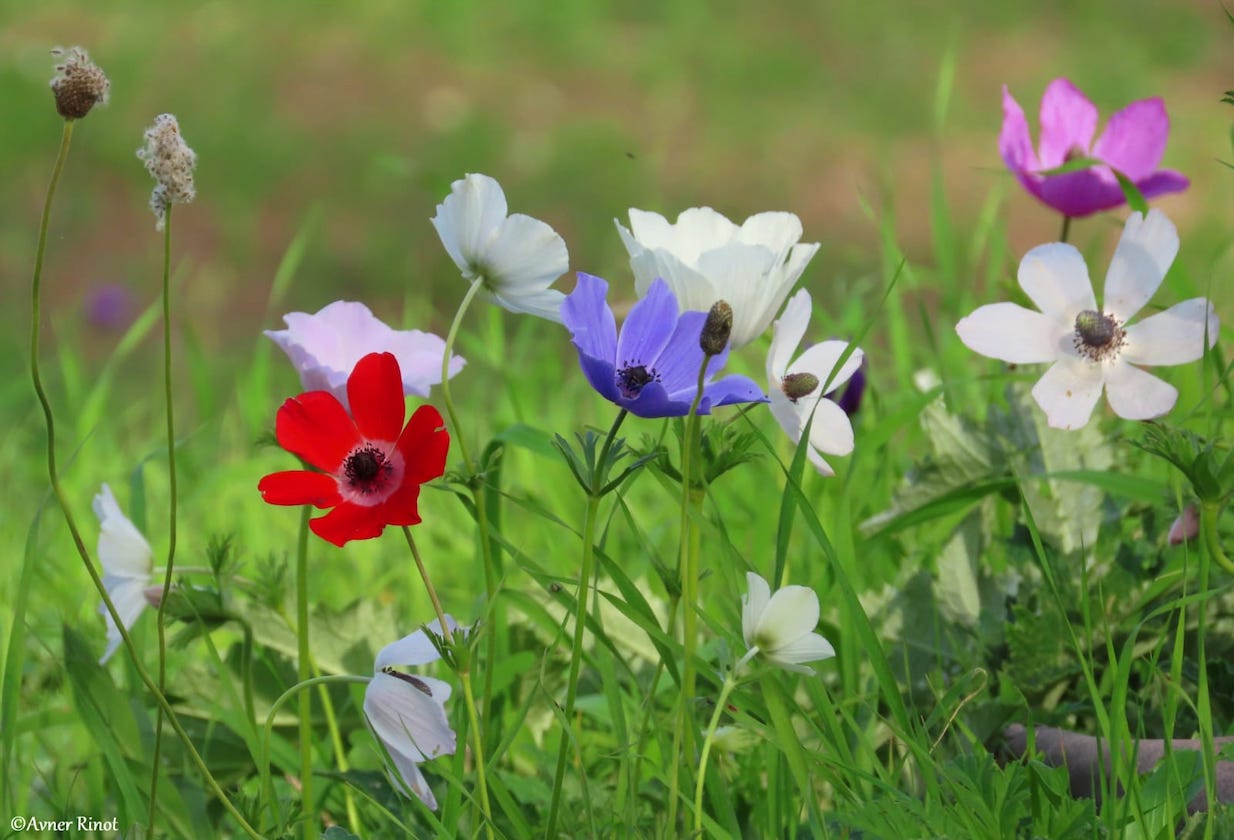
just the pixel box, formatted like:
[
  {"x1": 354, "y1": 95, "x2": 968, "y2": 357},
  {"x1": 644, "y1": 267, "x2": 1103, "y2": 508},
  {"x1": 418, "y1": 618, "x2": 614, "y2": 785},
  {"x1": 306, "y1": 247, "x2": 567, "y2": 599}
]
[
  {"x1": 741, "y1": 572, "x2": 835, "y2": 674},
  {"x1": 136, "y1": 114, "x2": 197, "y2": 231},
  {"x1": 363, "y1": 617, "x2": 460, "y2": 809},
  {"x1": 431, "y1": 173, "x2": 569, "y2": 322},
  {"x1": 616, "y1": 207, "x2": 820, "y2": 348},
  {"x1": 264, "y1": 300, "x2": 464, "y2": 410},
  {"x1": 956, "y1": 209, "x2": 1219, "y2": 430},
  {"x1": 94, "y1": 484, "x2": 153, "y2": 665},
  {"x1": 766, "y1": 289, "x2": 863, "y2": 476}
]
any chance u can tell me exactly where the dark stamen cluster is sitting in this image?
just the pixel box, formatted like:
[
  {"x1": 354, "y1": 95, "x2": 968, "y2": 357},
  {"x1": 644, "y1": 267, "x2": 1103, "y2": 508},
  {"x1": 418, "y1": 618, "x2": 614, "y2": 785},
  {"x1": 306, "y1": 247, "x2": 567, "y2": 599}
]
[
  {"x1": 380, "y1": 667, "x2": 434, "y2": 696},
  {"x1": 616, "y1": 361, "x2": 660, "y2": 399},
  {"x1": 1072, "y1": 309, "x2": 1126, "y2": 363},
  {"x1": 344, "y1": 444, "x2": 392, "y2": 494}
]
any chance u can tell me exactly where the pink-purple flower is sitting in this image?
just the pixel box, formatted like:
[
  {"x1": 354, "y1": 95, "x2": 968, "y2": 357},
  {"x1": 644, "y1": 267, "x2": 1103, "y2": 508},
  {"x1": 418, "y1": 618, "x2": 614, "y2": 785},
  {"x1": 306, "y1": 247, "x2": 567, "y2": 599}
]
[{"x1": 1000, "y1": 78, "x2": 1188, "y2": 218}]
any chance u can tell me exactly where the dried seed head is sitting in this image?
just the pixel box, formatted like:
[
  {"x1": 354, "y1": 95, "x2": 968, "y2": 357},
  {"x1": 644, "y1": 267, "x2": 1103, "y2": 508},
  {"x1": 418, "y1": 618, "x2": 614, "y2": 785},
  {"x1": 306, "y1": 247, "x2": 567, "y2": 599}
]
[
  {"x1": 49, "y1": 46, "x2": 110, "y2": 120},
  {"x1": 136, "y1": 114, "x2": 197, "y2": 230},
  {"x1": 781, "y1": 372, "x2": 820, "y2": 402},
  {"x1": 700, "y1": 300, "x2": 733, "y2": 356}
]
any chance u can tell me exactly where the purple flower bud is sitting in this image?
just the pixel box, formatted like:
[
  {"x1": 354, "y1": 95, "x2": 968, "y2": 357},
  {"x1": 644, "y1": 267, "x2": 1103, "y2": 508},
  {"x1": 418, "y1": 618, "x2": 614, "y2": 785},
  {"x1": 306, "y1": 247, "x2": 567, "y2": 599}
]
[
  {"x1": 1168, "y1": 504, "x2": 1200, "y2": 546},
  {"x1": 84, "y1": 283, "x2": 134, "y2": 330}
]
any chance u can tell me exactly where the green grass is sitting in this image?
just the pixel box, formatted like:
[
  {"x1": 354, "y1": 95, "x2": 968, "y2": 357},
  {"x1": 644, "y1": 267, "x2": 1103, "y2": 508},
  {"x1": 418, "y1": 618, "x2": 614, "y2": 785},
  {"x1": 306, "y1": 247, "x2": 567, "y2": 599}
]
[{"x1": 4, "y1": 1, "x2": 1234, "y2": 837}]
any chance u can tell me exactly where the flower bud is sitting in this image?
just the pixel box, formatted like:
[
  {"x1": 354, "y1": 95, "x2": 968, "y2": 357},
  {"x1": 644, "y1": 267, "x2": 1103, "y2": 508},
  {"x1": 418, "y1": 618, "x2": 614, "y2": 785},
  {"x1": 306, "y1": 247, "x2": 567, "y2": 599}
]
[
  {"x1": 1168, "y1": 504, "x2": 1200, "y2": 546},
  {"x1": 781, "y1": 372, "x2": 819, "y2": 402},
  {"x1": 699, "y1": 300, "x2": 733, "y2": 356},
  {"x1": 49, "y1": 47, "x2": 110, "y2": 120}
]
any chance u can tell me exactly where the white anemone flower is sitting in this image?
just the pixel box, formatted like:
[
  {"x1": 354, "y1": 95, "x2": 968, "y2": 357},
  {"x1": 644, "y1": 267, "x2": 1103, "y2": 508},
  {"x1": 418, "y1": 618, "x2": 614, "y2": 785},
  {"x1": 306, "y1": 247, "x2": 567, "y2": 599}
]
[
  {"x1": 431, "y1": 173, "x2": 570, "y2": 322},
  {"x1": 363, "y1": 617, "x2": 460, "y2": 809},
  {"x1": 616, "y1": 206, "x2": 820, "y2": 348},
  {"x1": 741, "y1": 572, "x2": 835, "y2": 674},
  {"x1": 94, "y1": 484, "x2": 153, "y2": 665},
  {"x1": 956, "y1": 209, "x2": 1219, "y2": 430},
  {"x1": 766, "y1": 289, "x2": 863, "y2": 476},
  {"x1": 264, "y1": 300, "x2": 464, "y2": 410}
]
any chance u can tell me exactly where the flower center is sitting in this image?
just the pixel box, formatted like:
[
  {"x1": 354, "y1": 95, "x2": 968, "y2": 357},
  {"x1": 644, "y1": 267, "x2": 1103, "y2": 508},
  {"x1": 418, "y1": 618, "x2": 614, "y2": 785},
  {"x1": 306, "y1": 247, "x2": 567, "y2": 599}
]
[
  {"x1": 616, "y1": 361, "x2": 660, "y2": 399},
  {"x1": 1063, "y1": 144, "x2": 1089, "y2": 163},
  {"x1": 380, "y1": 667, "x2": 434, "y2": 696},
  {"x1": 1072, "y1": 309, "x2": 1126, "y2": 362},
  {"x1": 343, "y1": 444, "x2": 395, "y2": 495},
  {"x1": 781, "y1": 372, "x2": 820, "y2": 403}
]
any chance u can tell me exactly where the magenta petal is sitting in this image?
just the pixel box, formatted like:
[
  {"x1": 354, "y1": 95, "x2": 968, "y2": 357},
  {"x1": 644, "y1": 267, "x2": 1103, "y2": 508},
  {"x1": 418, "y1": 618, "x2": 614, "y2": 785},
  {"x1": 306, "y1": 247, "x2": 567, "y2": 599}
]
[
  {"x1": 999, "y1": 85, "x2": 1039, "y2": 176},
  {"x1": 1038, "y1": 78, "x2": 1099, "y2": 169},
  {"x1": 1134, "y1": 169, "x2": 1190, "y2": 202},
  {"x1": 1092, "y1": 97, "x2": 1169, "y2": 180},
  {"x1": 1032, "y1": 170, "x2": 1126, "y2": 218}
]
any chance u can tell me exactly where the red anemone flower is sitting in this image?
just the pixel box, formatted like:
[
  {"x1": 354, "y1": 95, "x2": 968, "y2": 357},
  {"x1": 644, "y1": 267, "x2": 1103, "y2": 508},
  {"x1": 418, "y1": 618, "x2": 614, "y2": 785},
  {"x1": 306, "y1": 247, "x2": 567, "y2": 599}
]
[{"x1": 258, "y1": 352, "x2": 449, "y2": 546}]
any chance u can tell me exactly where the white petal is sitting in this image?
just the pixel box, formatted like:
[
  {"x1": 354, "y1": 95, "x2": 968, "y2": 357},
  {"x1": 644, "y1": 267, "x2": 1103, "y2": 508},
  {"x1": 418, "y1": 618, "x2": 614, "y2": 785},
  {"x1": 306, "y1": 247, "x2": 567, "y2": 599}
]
[
  {"x1": 765, "y1": 631, "x2": 835, "y2": 671},
  {"x1": 1103, "y1": 361, "x2": 1178, "y2": 420},
  {"x1": 736, "y1": 211, "x2": 804, "y2": 255},
  {"x1": 1016, "y1": 243, "x2": 1096, "y2": 322},
  {"x1": 791, "y1": 342, "x2": 863, "y2": 395},
  {"x1": 804, "y1": 397, "x2": 855, "y2": 457},
  {"x1": 806, "y1": 445, "x2": 836, "y2": 478},
  {"x1": 431, "y1": 173, "x2": 508, "y2": 275},
  {"x1": 767, "y1": 289, "x2": 811, "y2": 383},
  {"x1": 694, "y1": 243, "x2": 783, "y2": 347},
  {"x1": 660, "y1": 207, "x2": 740, "y2": 264},
  {"x1": 741, "y1": 572, "x2": 772, "y2": 648},
  {"x1": 1103, "y1": 209, "x2": 1179, "y2": 322},
  {"x1": 375, "y1": 616, "x2": 459, "y2": 670},
  {"x1": 1030, "y1": 357, "x2": 1104, "y2": 430},
  {"x1": 483, "y1": 213, "x2": 569, "y2": 293},
  {"x1": 364, "y1": 673, "x2": 456, "y2": 764},
  {"x1": 956, "y1": 302, "x2": 1066, "y2": 364},
  {"x1": 1122, "y1": 298, "x2": 1220, "y2": 366},
  {"x1": 623, "y1": 208, "x2": 675, "y2": 252},
  {"x1": 754, "y1": 585, "x2": 821, "y2": 653},
  {"x1": 98, "y1": 576, "x2": 151, "y2": 665},
  {"x1": 386, "y1": 748, "x2": 437, "y2": 809},
  {"x1": 93, "y1": 484, "x2": 153, "y2": 577},
  {"x1": 489, "y1": 288, "x2": 567, "y2": 323}
]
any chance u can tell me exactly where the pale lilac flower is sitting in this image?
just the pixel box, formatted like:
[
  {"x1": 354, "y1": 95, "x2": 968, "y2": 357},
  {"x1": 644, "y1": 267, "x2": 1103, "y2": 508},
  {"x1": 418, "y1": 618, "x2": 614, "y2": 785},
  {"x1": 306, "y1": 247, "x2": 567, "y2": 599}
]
[
  {"x1": 766, "y1": 289, "x2": 863, "y2": 476},
  {"x1": 616, "y1": 207, "x2": 819, "y2": 348},
  {"x1": 1000, "y1": 78, "x2": 1188, "y2": 218},
  {"x1": 741, "y1": 572, "x2": 834, "y2": 674},
  {"x1": 956, "y1": 209, "x2": 1219, "y2": 430},
  {"x1": 94, "y1": 484, "x2": 153, "y2": 665},
  {"x1": 561, "y1": 272, "x2": 766, "y2": 418},
  {"x1": 364, "y1": 617, "x2": 460, "y2": 809},
  {"x1": 1168, "y1": 504, "x2": 1200, "y2": 546},
  {"x1": 431, "y1": 173, "x2": 569, "y2": 322},
  {"x1": 265, "y1": 301, "x2": 464, "y2": 410}
]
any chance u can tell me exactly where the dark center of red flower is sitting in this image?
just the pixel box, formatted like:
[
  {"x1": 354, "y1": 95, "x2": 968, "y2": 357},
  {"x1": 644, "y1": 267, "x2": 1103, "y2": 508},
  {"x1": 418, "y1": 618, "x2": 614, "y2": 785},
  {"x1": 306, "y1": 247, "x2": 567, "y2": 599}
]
[
  {"x1": 1073, "y1": 309, "x2": 1126, "y2": 362},
  {"x1": 616, "y1": 362, "x2": 659, "y2": 399},
  {"x1": 380, "y1": 667, "x2": 433, "y2": 696},
  {"x1": 344, "y1": 444, "x2": 393, "y2": 494}
]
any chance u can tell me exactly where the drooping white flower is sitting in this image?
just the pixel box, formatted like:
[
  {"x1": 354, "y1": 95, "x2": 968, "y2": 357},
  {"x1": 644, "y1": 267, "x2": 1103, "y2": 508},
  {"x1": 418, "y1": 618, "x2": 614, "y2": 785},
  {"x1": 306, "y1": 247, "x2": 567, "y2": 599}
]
[
  {"x1": 94, "y1": 484, "x2": 153, "y2": 665},
  {"x1": 766, "y1": 289, "x2": 863, "y2": 476},
  {"x1": 956, "y1": 209, "x2": 1219, "y2": 430},
  {"x1": 741, "y1": 572, "x2": 835, "y2": 674},
  {"x1": 431, "y1": 173, "x2": 569, "y2": 322},
  {"x1": 363, "y1": 617, "x2": 460, "y2": 809},
  {"x1": 264, "y1": 300, "x2": 464, "y2": 410},
  {"x1": 616, "y1": 207, "x2": 819, "y2": 348}
]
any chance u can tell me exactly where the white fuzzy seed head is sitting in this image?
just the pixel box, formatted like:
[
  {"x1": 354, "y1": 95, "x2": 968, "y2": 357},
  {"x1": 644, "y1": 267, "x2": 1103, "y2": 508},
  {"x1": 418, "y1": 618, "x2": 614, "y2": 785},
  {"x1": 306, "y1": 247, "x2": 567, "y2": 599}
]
[
  {"x1": 136, "y1": 114, "x2": 197, "y2": 230},
  {"x1": 50, "y1": 46, "x2": 110, "y2": 120}
]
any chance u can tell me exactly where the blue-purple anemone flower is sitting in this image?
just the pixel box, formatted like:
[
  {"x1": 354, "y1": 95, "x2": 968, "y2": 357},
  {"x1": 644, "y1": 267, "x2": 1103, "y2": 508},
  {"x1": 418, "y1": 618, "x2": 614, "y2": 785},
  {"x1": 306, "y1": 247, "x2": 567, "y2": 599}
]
[{"x1": 561, "y1": 272, "x2": 768, "y2": 418}]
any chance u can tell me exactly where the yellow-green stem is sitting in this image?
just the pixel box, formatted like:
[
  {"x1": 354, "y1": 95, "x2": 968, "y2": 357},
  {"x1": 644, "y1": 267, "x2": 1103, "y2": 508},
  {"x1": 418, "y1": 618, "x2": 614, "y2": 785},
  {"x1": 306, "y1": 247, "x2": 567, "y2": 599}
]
[
  {"x1": 30, "y1": 121, "x2": 260, "y2": 840},
  {"x1": 149, "y1": 203, "x2": 177, "y2": 838},
  {"x1": 667, "y1": 355, "x2": 711, "y2": 832},
  {"x1": 694, "y1": 660, "x2": 750, "y2": 836},
  {"x1": 402, "y1": 527, "x2": 494, "y2": 840},
  {"x1": 296, "y1": 505, "x2": 316, "y2": 840},
  {"x1": 1059, "y1": 214, "x2": 1072, "y2": 244},
  {"x1": 545, "y1": 493, "x2": 601, "y2": 839}
]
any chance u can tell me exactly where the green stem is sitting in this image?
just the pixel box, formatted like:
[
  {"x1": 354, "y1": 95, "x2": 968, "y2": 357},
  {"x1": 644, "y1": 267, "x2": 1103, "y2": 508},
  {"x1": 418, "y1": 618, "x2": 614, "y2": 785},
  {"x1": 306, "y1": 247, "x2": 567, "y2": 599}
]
[
  {"x1": 1197, "y1": 504, "x2": 1219, "y2": 838},
  {"x1": 296, "y1": 505, "x2": 316, "y2": 840},
  {"x1": 1059, "y1": 214, "x2": 1072, "y2": 244},
  {"x1": 545, "y1": 492, "x2": 602, "y2": 839},
  {"x1": 402, "y1": 527, "x2": 494, "y2": 840},
  {"x1": 694, "y1": 655, "x2": 752, "y2": 836},
  {"x1": 149, "y1": 203, "x2": 177, "y2": 838},
  {"x1": 667, "y1": 355, "x2": 711, "y2": 832},
  {"x1": 314, "y1": 667, "x2": 362, "y2": 833},
  {"x1": 440, "y1": 276, "x2": 485, "y2": 474},
  {"x1": 1202, "y1": 502, "x2": 1234, "y2": 576}
]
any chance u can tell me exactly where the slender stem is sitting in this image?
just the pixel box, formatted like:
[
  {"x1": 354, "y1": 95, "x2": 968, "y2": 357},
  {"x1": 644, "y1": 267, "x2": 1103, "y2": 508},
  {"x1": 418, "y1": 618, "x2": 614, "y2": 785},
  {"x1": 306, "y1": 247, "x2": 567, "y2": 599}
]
[
  {"x1": 315, "y1": 669, "x2": 361, "y2": 833},
  {"x1": 440, "y1": 276, "x2": 485, "y2": 473},
  {"x1": 545, "y1": 493, "x2": 602, "y2": 839},
  {"x1": 1059, "y1": 214, "x2": 1072, "y2": 244},
  {"x1": 149, "y1": 204, "x2": 177, "y2": 837},
  {"x1": 30, "y1": 120, "x2": 260, "y2": 840},
  {"x1": 668, "y1": 355, "x2": 712, "y2": 832},
  {"x1": 402, "y1": 527, "x2": 494, "y2": 840},
  {"x1": 694, "y1": 653, "x2": 754, "y2": 836},
  {"x1": 1197, "y1": 505, "x2": 1219, "y2": 836},
  {"x1": 1202, "y1": 502, "x2": 1234, "y2": 576},
  {"x1": 296, "y1": 505, "x2": 316, "y2": 840}
]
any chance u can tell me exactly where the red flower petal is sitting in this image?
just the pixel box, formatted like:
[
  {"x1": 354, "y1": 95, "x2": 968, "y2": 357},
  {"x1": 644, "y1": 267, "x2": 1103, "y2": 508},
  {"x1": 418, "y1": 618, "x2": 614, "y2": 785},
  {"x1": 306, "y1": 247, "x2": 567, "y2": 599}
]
[
  {"x1": 396, "y1": 405, "x2": 449, "y2": 486},
  {"x1": 258, "y1": 470, "x2": 342, "y2": 508},
  {"x1": 276, "y1": 392, "x2": 361, "y2": 472},
  {"x1": 375, "y1": 482, "x2": 424, "y2": 527},
  {"x1": 310, "y1": 501, "x2": 388, "y2": 547},
  {"x1": 348, "y1": 352, "x2": 405, "y2": 443}
]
